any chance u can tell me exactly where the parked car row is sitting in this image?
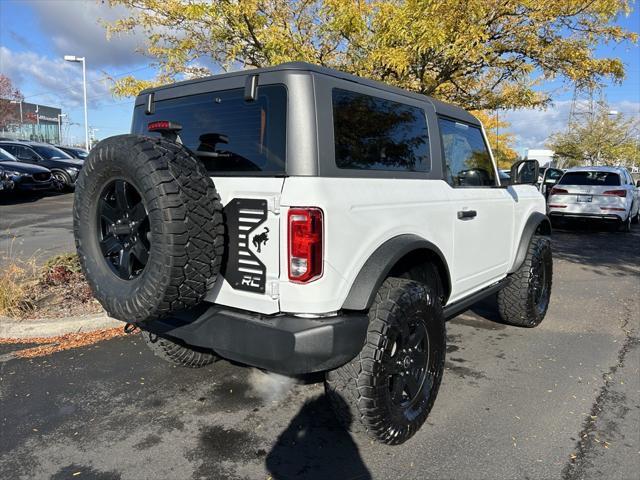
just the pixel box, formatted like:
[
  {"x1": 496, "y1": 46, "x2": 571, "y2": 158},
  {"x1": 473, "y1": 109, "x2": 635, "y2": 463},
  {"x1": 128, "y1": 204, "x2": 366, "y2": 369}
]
[
  {"x1": 546, "y1": 166, "x2": 640, "y2": 232},
  {"x1": 503, "y1": 162, "x2": 638, "y2": 232},
  {"x1": 0, "y1": 140, "x2": 87, "y2": 194}
]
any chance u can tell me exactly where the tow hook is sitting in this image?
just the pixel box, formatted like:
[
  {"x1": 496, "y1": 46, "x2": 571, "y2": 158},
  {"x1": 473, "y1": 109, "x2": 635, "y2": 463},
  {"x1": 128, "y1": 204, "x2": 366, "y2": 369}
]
[{"x1": 124, "y1": 323, "x2": 139, "y2": 334}]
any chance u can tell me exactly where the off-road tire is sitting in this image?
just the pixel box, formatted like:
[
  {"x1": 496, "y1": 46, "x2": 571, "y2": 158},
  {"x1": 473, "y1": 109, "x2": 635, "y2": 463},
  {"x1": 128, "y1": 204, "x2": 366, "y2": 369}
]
[
  {"x1": 497, "y1": 235, "x2": 552, "y2": 327},
  {"x1": 73, "y1": 134, "x2": 224, "y2": 323},
  {"x1": 142, "y1": 331, "x2": 217, "y2": 368},
  {"x1": 325, "y1": 277, "x2": 446, "y2": 445}
]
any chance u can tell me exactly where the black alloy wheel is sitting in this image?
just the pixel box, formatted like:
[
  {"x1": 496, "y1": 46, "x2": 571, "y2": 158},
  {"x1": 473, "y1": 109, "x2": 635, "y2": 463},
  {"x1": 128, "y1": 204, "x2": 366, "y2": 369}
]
[
  {"x1": 325, "y1": 277, "x2": 446, "y2": 445},
  {"x1": 497, "y1": 234, "x2": 553, "y2": 327},
  {"x1": 532, "y1": 253, "x2": 550, "y2": 316},
  {"x1": 98, "y1": 179, "x2": 150, "y2": 280},
  {"x1": 384, "y1": 316, "x2": 430, "y2": 409},
  {"x1": 51, "y1": 171, "x2": 69, "y2": 191}
]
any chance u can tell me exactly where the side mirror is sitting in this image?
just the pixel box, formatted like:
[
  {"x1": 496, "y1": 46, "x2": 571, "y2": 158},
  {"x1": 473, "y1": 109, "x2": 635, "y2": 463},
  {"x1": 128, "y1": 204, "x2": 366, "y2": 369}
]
[
  {"x1": 636, "y1": 180, "x2": 640, "y2": 188},
  {"x1": 510, "y1": 159, "x2": 539, "y2": 185}
]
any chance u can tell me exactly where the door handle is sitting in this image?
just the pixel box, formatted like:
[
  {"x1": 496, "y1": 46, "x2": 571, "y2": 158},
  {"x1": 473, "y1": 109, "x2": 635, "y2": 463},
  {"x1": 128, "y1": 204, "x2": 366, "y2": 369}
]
[{"x1": 457, "y1": 210, "x2": 477, "y2": 220}]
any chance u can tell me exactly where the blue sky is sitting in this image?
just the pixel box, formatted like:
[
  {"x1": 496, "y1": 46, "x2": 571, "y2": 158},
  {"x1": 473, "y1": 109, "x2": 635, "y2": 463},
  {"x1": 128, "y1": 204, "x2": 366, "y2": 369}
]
[{"x1": 0, "y1": 0, "x2": 638, "y2": 152}]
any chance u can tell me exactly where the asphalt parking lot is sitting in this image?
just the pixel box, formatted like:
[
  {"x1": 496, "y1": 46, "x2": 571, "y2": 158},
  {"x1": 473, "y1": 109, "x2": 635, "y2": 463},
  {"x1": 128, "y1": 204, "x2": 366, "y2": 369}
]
[
  {"x1": 0, "y1": 192, "x2": 76, "y2": 266},
  {"x1": 0, "y1": 198, "x2": 639, "y2": 480}
]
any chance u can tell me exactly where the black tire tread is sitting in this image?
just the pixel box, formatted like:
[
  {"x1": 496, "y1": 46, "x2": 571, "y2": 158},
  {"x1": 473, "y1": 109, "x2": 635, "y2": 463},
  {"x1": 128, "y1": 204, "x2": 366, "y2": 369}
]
[
  {"x1": 497, "y1": 234, "x2": 552, "y2": 327},
  {"x1": 142, "y1": 331, "x2": 217, "y2": 368},
  {"x1": 74, "y1": 134, "x2": 224, "y2": 322},
  {"x1": 325, "y1": 277, "x2": 445, "y2": 445}
]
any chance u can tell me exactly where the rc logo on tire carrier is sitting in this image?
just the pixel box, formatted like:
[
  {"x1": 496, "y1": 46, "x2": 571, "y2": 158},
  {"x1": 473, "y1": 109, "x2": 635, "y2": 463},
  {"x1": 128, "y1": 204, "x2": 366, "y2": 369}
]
[{"x1": 222, "y1": 198, "x2": 269, "y2": 293}]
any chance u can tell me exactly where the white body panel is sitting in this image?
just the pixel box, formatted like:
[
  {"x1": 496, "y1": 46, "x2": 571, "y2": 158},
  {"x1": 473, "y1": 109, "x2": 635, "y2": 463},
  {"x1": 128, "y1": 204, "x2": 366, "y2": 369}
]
[
  {"x1": 448, "y1": 187, "x2": 513, "y2": 296},
  {"x1": 205, "y1": 177, "x2": 284, "y2": 314},
  {"x1": 205, "y1": 175, "x2": 545, "y2": 315}
]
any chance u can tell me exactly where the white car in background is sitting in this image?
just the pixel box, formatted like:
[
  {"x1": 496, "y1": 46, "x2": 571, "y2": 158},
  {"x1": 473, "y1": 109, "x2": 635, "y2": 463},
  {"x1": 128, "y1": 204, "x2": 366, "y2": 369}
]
[{"x1": 547, "y1": 166, "x2": 640, "y2": 232}]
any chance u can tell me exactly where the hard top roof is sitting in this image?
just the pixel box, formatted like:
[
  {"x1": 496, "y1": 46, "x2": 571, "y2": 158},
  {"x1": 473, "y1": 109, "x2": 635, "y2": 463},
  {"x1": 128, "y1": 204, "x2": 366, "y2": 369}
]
[{"x1": 138, "y1": 61, "x2": 479, "y2": 125}]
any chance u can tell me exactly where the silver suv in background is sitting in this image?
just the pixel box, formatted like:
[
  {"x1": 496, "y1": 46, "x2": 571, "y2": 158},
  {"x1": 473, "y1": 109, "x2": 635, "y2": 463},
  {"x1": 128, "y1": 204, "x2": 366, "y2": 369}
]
[{"x1": 547, "y1": 166, "x2": 640, "y2": 232}]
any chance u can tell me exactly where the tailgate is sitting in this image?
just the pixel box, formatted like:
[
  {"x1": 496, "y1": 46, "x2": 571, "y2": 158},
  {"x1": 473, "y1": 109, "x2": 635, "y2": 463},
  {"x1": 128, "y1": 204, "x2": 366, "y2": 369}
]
[{"x1": 205, "y1": 177, "x2": 284, "y2": 314}]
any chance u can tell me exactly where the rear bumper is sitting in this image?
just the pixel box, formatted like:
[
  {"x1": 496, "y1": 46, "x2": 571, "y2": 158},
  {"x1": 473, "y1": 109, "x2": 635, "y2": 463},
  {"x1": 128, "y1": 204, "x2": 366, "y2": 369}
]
[
  {"x1": 549, "y1": 211, "x2": 624, "y2": 221},
  {"x1": 140, "y1": 304, "x2": 369, "y2": 374}
]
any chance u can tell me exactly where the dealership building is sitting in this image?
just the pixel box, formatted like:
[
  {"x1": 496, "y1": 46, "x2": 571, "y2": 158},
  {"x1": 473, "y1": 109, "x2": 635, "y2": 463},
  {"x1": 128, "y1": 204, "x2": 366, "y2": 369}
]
[{"x1": 0, "y1": 100, "x2": 63, "y2": 144}]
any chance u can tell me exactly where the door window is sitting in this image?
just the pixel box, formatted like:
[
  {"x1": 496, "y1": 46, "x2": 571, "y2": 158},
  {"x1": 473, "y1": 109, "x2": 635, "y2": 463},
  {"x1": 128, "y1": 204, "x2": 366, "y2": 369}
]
[{"x1": 438, "y1": 118, "x2": 496, "y2": 187}]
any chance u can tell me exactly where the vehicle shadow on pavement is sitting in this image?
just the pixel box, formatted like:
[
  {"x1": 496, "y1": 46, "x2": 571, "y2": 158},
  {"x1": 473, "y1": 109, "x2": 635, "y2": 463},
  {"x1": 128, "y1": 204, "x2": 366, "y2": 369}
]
[
  {"x1": 265, "y1": 394, "x2": 372, "y2": 480},
  {"x1": 0, "y1": 190, "x2": 66, "y2": 206},
  {"x1": 551, "y1": 220, "x2": 639, "y2": 276}
]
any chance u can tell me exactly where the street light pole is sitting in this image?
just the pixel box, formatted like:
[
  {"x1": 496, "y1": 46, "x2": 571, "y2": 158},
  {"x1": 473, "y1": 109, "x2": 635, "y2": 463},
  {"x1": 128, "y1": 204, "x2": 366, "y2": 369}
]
[{"x1": 64, "y1": 55, "x2": 89, "y2": 151}]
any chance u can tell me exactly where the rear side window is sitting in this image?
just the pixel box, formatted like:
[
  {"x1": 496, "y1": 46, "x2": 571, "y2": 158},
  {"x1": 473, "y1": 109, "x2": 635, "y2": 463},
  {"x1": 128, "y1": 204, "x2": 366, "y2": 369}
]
[
  {"x1": 438, "y1": 117, "x2": 496, "y2": 187},
  {"x1": 133, "y1": 85, "x2": 287, "y2": 174},
  {"x1": 559, "y1": 171, "x2": 620, "y2": 186},
  {"x1": 332, "y1": 89, "x2": 430, "y2": 172}
]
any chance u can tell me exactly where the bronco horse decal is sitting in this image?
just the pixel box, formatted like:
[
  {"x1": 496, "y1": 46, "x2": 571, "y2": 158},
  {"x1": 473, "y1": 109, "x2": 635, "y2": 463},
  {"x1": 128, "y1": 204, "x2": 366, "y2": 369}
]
[{"x1": 252, "y1": 227, "x2": 269, "y2": 253}]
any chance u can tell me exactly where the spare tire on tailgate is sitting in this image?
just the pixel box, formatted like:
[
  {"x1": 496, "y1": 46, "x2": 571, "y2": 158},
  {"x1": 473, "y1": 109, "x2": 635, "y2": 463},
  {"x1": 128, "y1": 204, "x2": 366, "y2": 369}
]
[{"x1": 73, "y1": 134, "x2": 224, "y2": 322}]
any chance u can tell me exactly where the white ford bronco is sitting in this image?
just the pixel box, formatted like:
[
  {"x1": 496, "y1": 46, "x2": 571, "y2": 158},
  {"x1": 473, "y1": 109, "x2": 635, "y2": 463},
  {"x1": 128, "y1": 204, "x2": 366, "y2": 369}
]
[{"x1": 73, "y1": 62, "x2": 552, "y2": 445}]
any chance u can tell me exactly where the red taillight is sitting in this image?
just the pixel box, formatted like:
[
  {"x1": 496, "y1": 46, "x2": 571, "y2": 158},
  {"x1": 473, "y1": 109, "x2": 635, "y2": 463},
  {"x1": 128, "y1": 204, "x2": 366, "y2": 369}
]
[
  {"x1": 602, "y1": 189, "x2": 626, "y2": 197},
  {"x1": 288, "y1": 208, "x2": 323, "y2": 283},
  {"x1": 550, "y1": 187, "x2": 568, "y2": 196},
  {"x1": 148, "y1": 120, "x2": 182, "y2": 132}
]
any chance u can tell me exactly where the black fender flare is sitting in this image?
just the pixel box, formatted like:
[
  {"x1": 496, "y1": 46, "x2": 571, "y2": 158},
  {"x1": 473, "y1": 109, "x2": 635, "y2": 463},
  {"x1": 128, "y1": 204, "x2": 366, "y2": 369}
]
[
  {"x1": 508, "y1": 212, "x2": 552, "y2": 274},
  {"x1": 342, "y1": 234, "x2": 451, "y2": 310}
]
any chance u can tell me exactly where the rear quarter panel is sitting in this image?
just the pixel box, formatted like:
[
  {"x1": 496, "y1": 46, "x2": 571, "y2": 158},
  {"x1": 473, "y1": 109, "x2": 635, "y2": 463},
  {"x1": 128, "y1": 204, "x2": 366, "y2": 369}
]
[{"x1": 279, "y1": 177, "x2": 453, "y2": 313}]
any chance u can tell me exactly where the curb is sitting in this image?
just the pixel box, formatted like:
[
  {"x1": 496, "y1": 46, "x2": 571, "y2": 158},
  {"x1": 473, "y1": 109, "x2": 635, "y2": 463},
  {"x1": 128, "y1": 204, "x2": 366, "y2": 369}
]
[{"x1": 0, "y1": 312, "x2": 122, "y2": 339}]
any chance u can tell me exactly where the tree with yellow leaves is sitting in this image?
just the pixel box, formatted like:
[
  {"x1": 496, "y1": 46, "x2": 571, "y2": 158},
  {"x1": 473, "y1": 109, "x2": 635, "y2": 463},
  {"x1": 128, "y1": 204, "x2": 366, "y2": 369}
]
[
  {"x1": 105, "y1": 0, "x2": 636, "y2": 113},
  {"x1": 473, "y1": 111, "x2": 519, "y2": 169},
  {"x1": 548, "y1": 105, "x2": 640, "y2": 168}
]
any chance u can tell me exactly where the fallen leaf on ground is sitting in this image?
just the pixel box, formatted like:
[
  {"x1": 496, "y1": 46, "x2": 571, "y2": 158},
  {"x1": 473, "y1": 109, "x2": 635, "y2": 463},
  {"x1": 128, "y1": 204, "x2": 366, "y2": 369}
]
[{"x1": 1, "y1": 328, "x2": 126, "y2": 358}]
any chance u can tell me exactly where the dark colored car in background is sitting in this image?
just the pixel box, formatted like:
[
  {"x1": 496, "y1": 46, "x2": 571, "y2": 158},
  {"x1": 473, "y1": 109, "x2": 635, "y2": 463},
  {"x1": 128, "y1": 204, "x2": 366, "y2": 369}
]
[
  {"x1": 0, "y1": 147, "x2": 53, "y2": 192},
  {"x1": 0, "y1": 166, "x2": 15, "y2": 192},
  {"x1": 0, "y1": 140, "x2": 83, "y2": 190},
  {"x1": 57, "y1": 145, "x2": 89, "y2": 160}
]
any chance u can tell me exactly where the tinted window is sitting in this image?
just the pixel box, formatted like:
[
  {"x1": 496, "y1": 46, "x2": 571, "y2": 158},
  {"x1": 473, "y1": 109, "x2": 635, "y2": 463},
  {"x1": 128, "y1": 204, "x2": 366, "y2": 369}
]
[
  {"x1": 438, "y1": 118, "x2": 496, "y2": 186},
  {"x1": 133, "y1": 85, "x2": 286, "y2": 174},
  {"x1": 32, "y1": 145, "x2": 72, "y2": 160},
  {"x1": 546, "y1": 169, "x2": 563, "y2": 180},
  {"x1": 559, "y1": 171, "x2": 620, "y2": 186},
  {"x1": 0, "y1": 147, "x2": 16, "y2": 161},
  {"x1": 332, "y1": 89, "x2": 430, "y2": 172},
  {"x1": 1, "y1": 144, "x2": 18, "y2": 156},
  {"x1": 1, "y1": 145, "x2": 38, "y2": 161}
]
